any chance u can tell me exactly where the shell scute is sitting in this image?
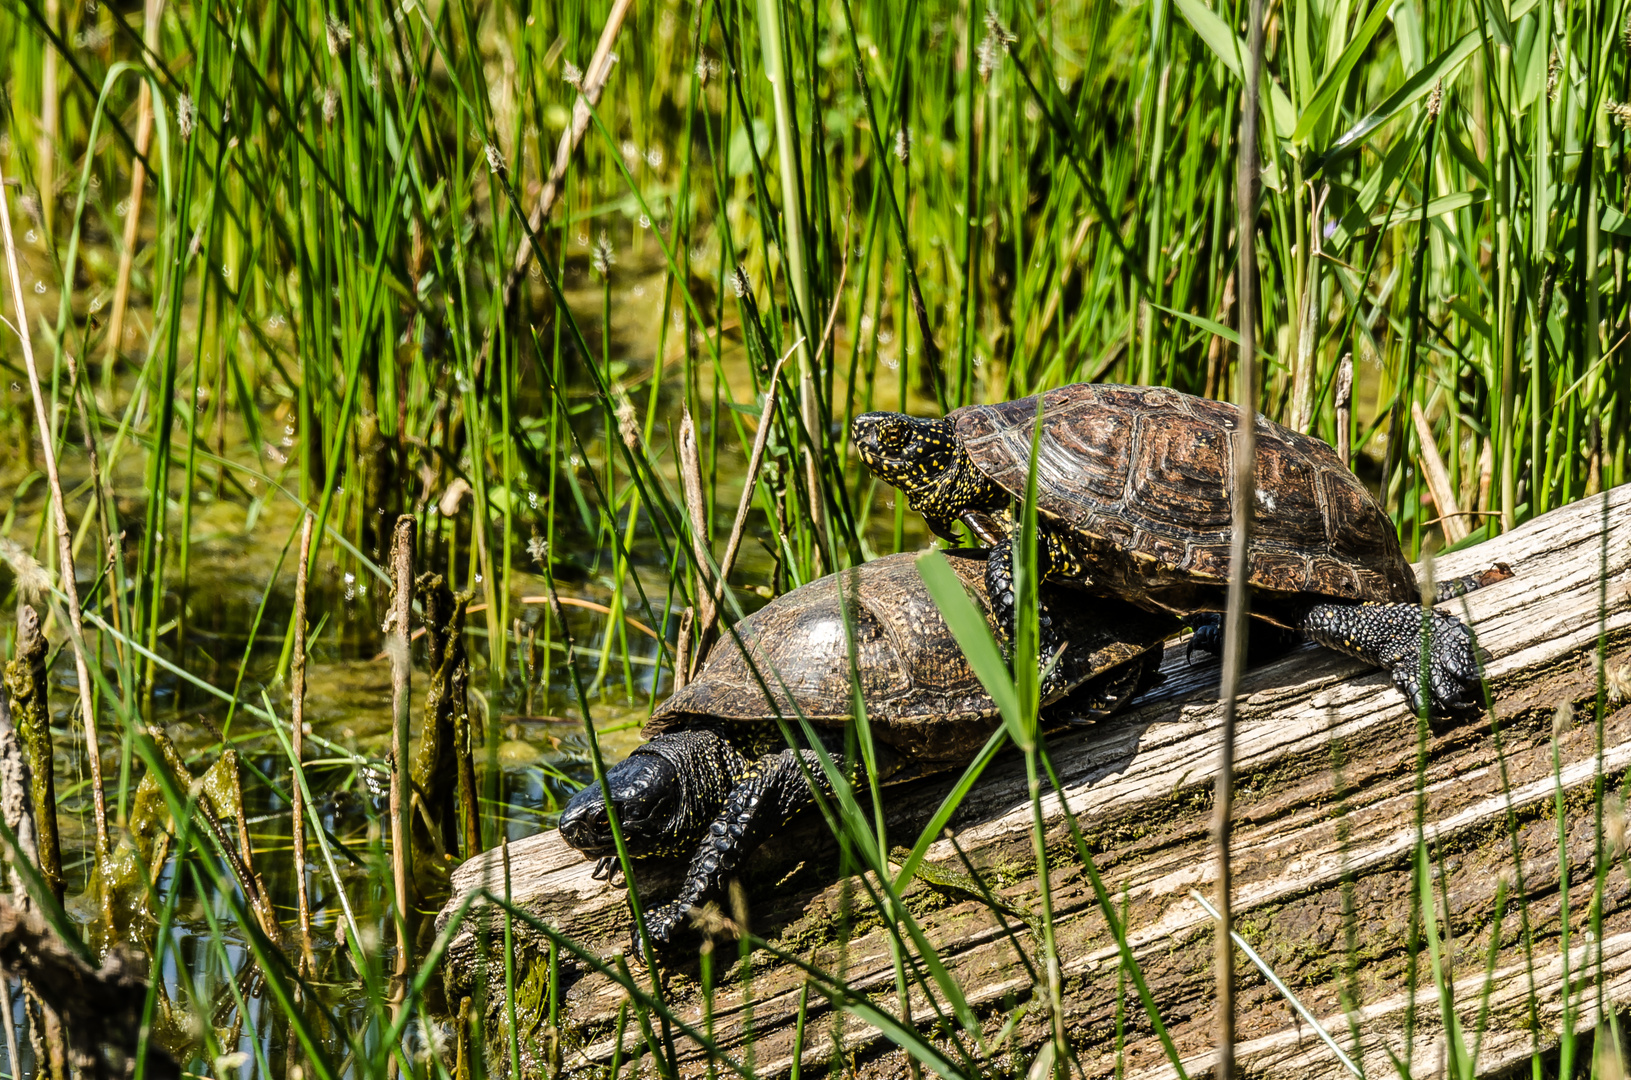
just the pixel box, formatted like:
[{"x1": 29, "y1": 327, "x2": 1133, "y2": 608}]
[{"x1": 1125, "y1": 414, "x2": 1232, "y2": 534}]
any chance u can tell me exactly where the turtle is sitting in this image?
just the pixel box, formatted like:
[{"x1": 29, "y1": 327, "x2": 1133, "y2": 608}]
[
  {"x1": 557, "y1": 548, "x2": 1178, "y2": 954},
  {"x1": 850, "y1": 382, "x2": 1483, "y2": 715}
]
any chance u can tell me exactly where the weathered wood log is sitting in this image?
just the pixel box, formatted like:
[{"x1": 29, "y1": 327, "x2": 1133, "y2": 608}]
[{"x1": 440, "y1": 485, "x2": 1631, "y2": 1078}]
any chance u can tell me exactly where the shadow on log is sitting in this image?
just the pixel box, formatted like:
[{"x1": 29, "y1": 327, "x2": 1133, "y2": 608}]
[{"x1": 440, "y1": 484, "x2": 1631, "y2": 1078}]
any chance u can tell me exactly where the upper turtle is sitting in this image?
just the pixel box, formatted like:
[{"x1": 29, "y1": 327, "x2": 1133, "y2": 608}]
[{"x1": 853, "y1": 383, "x2": 1416, "y2": 623}]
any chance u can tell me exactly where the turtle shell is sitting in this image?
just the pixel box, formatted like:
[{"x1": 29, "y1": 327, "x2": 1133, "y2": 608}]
[
  {"x1": 647, "y1": 549, "x2": 1175, "y2": 763},
  {"x1": 950, "y1": 383, "x2": 1416, "y2": 615}
]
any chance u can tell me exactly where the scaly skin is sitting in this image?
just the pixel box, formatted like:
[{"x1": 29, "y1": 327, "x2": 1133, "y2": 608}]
[{"x1": 850, "y1": 413, "x2": 1093, "y2": 694}]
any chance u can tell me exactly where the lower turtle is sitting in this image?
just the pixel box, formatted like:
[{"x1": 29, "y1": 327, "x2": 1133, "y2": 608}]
[
  {"x1": 851, "y1": 383, "x2": 1487, "y2": 714},
  {"x1": 558, "y1": 548, "x2": 1178, "y2": 954}
]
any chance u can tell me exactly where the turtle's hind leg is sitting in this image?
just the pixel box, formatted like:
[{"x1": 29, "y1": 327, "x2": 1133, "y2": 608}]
[
  {"x1": 640, "y1": 747, "x2": 838, "y2": 956},
  {"x1": 1299, "y1": 602, "x2": 1481, "y2": 715}
]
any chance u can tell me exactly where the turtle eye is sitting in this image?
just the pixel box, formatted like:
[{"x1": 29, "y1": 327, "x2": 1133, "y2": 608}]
[{"x1": 877, "y1": 422, "x2": 911, "y2": 452}]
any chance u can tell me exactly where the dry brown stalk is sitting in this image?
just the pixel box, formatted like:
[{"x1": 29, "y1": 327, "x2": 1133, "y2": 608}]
[
  {"x1": 1335, "y1": 351, "x2": 1355, "y2": 464},
  {"x1": 291, "y1": 510, "x2": 316, "y2": 966},
  {"x1": 678, "y1": 410, "x2": 714, "y2": 682},
  {"x1": 1217, "y1": 0, "x2": 1268, "y2": 1070},
  {"x1": 385, "y1": 515, "x2": 417, "y2": 977},
  {"x1": 0, "y1": 159, "x2": 111, "y2": 874},
  {"x1": 1412, "y1": 401, "x2": 1470, "y2": 543},
  {"x1": 474, "y1": 0, "x2": 634, "y2": 382}
]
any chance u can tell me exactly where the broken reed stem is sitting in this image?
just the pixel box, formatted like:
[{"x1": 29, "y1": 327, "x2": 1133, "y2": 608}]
[
  {"x1": 711, "y1": 354, "x2": 790, "y2": 610},
  {"x1": 678, "y1": 410, "x2": 715, "y2": 680},
  {"x1": 704, "y1": 327, "x2": 816, "y2": 651},
  {"x1": 385, "y1": 515, "x2": 416, "y2": 978},
  {"x1": 102, "y1": 0, "x2": 163, "y2": 388},
  {"x1": 1216, "y1": 0, "x2": 1266, "y2": 1072},
  {"x1": 291, "y1": 510, "x2": 315, "y2": 965},
  {"x1": 0, "y1": 160, "x2": 111, "y2": 873}
]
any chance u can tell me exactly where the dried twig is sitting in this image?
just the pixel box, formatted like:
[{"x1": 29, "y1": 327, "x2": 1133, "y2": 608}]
[
  {"x1": 712, "y1": 353, "x2": 790, "y2": 610},
  {"x1": 678, "y1": 410, "x2": 713, "y2": 682},
  {"x1": 384, "y1": 516, "x2": 416, "y2": 977},
  {"x1": 291, "y1": 511, "x2": 315, "y2": 966},
  {"x1": 1216, "y1": 0, "x2": 1268, "y2": 1072},
  {"x1": 1335, "y1": 351, "x2": 1354, "y2": 464},
  {"x1": 698, "y1": 329, "x2": 816, "y2": 666},
  {"x1": 0, "y1": 159, "x2": 110, "y2": 872},
  {"x1": 1412, "y1": 402, "x2": 1469, "y2": 543},
  {"x1": 474, "y1": 0, "x2": 634, "y2": 382}
]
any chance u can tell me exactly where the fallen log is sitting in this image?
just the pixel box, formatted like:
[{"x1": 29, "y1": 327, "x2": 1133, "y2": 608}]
[{"x1": 440, "y1": 484, "x2": 1631, "y2": 1078}]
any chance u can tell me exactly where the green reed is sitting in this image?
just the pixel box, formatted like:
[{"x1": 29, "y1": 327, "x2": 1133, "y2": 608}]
[{"x1": 0, "y1": 0, "x2": 1627, "y2": 1075}]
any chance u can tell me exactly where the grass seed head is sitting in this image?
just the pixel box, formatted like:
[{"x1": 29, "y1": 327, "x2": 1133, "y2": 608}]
[
  {"x1": 176, "y1": 93, "x2": 195, "y2": 141},
  {"x1": 485, "y1": 142, "x2": 506, "y2": 174},
  {"x1": 592, "y1": 230, "x2": 615, "y2": 276},
  {"x1": 563, "y1": 60, "x2": 584, "y2": 90},
  {"x1": 978, "y1": 9, "x2": 1017, "y2": 83},
  {"x1": 322, "y1": 83, "x2": 339, "y2": 125},
  {"x1": 1609, "y1": 101, "x2": 1631, "y2": 131},
  {"x1": 615, "y1": 393, "x2": 640, "y2": 450},
  {"x1": 325, "y1": 13, "x2": 352, "y2": 55},
  {"x1": 1607, "y1": 661, "x2": 1630, "y2": 704},
  {"x1": 1426, "y1": 81, "x2": 1444, "y2": 119},
  {"x1": 1553, "y1": 700, "x2": 1574, "y2": 741}
]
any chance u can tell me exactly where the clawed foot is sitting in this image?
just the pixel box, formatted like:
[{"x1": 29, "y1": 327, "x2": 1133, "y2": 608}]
[
  {"x1": 1386, "y1": 612, "x2": 1482, "y2": 715},
  {"x1": 1187, "y1": 614, "x2": 1222, "y2": 662},
  {"x1": 590, "y1": 856, "x2": 625, "y2": 887},
  {"x1": 631, "y1": 901, "x2": 688, "y2": 963}
]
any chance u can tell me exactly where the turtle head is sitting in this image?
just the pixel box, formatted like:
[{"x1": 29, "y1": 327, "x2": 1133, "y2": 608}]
[
  {"x1": 851, "y1": 412, "x2": 1003, "y2": 535},
  {"x1": 559, "y1": 750, "x2": 684, "y2": 858},
  {"x1": 850, "y1": 412, "x2": 962, "y2": 500}
]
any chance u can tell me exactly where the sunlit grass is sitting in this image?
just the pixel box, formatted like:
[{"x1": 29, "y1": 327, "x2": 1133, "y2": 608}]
[{"x1": 0, "y1": 0, "x2": 1625, "y2": 1075}]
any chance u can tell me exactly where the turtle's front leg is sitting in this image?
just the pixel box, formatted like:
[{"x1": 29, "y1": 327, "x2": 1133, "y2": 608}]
[
  {"x1": 984, "y1": 531, "x2": 1076, "y2": 701},
  {"x1": 638, "y1": 747, "x2": 837, "y2": 958}
]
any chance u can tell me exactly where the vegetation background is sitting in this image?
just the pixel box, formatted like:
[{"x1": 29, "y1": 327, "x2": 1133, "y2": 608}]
[{"x1": 0, "y1": 0, "x2": 1624, "y2": 1074}]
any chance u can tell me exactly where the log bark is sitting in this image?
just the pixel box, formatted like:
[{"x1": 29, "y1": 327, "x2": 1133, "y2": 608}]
[{"x1": 440, "y1": 485, "x2": 1631, "y2": 1078}]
